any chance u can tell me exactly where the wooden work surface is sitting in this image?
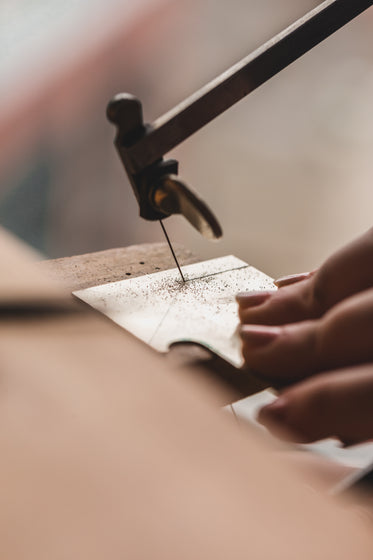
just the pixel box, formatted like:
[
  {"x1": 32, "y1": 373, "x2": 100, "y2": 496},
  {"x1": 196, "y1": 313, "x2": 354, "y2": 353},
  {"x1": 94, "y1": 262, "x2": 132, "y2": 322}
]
[
  {"x1": 39, "y1": 242, "x2": 267, "y2": 402},
  {"x1": 2, "y1": 228, "x2": 373, "y2": 559},
  {"x1": 39, "y1": 242, "x2": 198, "y2": 290}
]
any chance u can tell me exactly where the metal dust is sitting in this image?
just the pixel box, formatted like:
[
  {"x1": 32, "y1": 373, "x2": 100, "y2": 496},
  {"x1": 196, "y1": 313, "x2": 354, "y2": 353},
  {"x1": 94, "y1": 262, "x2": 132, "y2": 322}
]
[{"x1": 74, "y1": 256, "x2": 275, "y2": 367}]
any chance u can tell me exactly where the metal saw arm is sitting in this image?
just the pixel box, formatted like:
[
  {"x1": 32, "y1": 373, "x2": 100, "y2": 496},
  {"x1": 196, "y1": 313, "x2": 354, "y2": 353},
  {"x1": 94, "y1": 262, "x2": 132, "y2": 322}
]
[{"x1": 107, "y1": 0, "x2": 372, "y2": 239}]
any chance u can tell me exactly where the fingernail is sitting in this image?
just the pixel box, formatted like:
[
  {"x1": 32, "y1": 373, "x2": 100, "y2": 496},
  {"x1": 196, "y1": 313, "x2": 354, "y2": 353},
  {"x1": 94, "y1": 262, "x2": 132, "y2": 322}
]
[
  {"x1": 274, "y1": 271, "x2": 313, "y2": 288},
  {"x1": 239, "y1": 325, "x2": 280, "y2": 347},
  {"x1": 257, "y1": 396, "x2": 289, "y2": 426},
  {"x1": 236, "y1": 291, "x2": 272, "y2": 308}
]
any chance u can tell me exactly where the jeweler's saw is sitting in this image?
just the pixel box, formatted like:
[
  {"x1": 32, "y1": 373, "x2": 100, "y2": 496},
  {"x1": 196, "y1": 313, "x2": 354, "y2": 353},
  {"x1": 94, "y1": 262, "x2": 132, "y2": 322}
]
[{"x1": 107, "y1": 0, "x2": 372, "y2": 275}]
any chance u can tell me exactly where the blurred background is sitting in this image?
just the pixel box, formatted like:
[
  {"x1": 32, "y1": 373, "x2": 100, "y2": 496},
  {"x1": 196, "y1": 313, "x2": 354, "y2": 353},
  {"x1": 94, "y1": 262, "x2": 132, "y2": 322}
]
[{"x1": 1, "y1": 0, "x2": 372, "y2": 278}]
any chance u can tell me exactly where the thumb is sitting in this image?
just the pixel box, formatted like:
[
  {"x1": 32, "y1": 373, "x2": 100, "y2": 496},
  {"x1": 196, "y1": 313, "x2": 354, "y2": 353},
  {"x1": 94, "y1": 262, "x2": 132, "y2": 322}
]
[{"x1": 257, "y1": 365, "x2": 373, "y2": 444}]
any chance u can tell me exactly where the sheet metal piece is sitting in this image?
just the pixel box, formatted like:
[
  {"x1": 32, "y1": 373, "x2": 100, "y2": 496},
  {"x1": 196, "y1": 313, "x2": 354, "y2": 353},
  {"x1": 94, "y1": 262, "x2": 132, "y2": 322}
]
[{"x1": 74, "y1": 256, "x2": 275, "y2": 367}]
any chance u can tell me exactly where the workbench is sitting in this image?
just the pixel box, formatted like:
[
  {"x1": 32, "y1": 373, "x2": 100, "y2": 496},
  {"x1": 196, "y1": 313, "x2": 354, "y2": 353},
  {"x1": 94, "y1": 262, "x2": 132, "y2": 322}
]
[
  {"x1": 1, "y1": 228, "x2": 372, "y2": 559},
  {"x1": 39, "y1": 242, "x2": 266, "y2": 403}
]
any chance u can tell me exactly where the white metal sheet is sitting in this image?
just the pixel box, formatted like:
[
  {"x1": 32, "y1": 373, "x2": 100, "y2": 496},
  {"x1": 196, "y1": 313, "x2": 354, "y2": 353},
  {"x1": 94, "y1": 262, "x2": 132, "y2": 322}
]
[{"x1": 74, "y1": 255, "x2": 275, "y2": 367}]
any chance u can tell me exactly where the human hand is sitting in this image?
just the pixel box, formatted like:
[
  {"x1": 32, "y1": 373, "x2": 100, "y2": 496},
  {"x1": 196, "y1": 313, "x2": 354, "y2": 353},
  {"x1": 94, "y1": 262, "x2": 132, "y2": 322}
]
[
  {"x1": 238, "y1": 227, "x2": 373, "y2": 379},
  {"x1": 237, "y1": 228, "x2": 373, "y2": 443},
  {"x1": 258, "y1": 365, "x2": 373, "y2": 444}
]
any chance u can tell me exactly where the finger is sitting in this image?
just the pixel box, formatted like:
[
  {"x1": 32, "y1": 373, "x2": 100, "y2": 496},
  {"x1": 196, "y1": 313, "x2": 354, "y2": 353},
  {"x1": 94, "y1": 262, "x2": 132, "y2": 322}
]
[
  {"x1": 313, "y1": 227, "x2": 373, "y2": 310},
  {"x1": 257, "y1": 364, "x2": 373, "y2": 444},
  {"x1": 238, "y1": 227, "x2": 373, "y2": 326},
  {"x1": 240, "y1": 287, "x2": 373, "y2": 379},
  {"x1": 240, "y1": 321, "x2": 319, "y2": 379},
  {"x1": 238, "y1": 278, "x2": 320, "y2": 326}
]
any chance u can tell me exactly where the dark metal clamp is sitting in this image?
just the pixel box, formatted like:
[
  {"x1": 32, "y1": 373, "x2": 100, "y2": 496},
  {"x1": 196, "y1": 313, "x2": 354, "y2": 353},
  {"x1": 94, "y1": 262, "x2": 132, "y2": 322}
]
[{"x1": 107, "y1": 94, "x2": 223, "y2": 240}]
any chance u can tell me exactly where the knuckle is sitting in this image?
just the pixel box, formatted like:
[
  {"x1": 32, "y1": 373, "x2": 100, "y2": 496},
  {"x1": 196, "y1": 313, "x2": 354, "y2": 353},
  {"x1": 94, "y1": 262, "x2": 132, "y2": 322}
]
[
  {"x1": 304, "y1": 379, "x2": 331, "y2": 419},
  {"x1": 287, "y1": 378, "x2": 332, "y2": 441},
  {"x1": 310, "y1": 272, "x2": 328, "y2": 315}
]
